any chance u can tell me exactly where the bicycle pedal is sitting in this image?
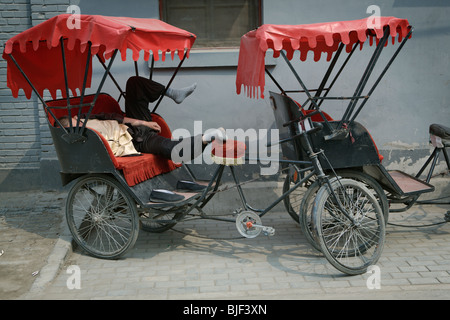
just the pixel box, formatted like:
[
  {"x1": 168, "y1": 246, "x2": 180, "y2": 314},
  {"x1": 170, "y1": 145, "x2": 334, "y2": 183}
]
[{"x1": 235, "y1": 211, "x2": 275, "y2": 238}]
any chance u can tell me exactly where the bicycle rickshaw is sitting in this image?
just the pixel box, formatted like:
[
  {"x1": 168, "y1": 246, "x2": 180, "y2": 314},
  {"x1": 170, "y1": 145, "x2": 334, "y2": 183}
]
[
  {"x1": 4, "y1": 14, "x2": 390, "y2": 275},
  {"x1": 236, "y1": 17, "x2": 449, "y2": 253}
]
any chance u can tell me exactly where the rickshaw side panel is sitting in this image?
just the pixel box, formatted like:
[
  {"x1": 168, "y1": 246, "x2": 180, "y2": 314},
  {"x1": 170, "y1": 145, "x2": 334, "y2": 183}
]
[
  {"x1": 50, "y1": 125, "x2": 117, "y2": 185},
  {"x1": 269, "y1": 92, "x2": 382, "y2": 170},
  {"x1": 308, "y1": 121, "x2": 382, "y2": 170},
  {"x1": 46, "y1": 93, "x2": 181, "y2": 188}
]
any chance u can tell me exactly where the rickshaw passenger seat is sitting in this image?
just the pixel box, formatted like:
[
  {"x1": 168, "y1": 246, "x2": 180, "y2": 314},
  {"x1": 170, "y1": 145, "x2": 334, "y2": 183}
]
[
  {"x1": 416, "y1": 123, "x2": 450, "y2": 181},
  {"x1": 46, "y1": 93, "x2": 181, "y2": 187},
  {"x1": 292, "y1": 98, "x2": 384, "y2": 163},
  {"x1": 430, "y1": 124, "x2": 450, "y2": 147}
]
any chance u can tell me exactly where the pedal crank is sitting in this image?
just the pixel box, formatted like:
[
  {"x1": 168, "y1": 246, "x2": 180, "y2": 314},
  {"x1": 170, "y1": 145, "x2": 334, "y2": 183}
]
[{"x1": 235, "y1": 211, "x2": 275, "y2": 238}]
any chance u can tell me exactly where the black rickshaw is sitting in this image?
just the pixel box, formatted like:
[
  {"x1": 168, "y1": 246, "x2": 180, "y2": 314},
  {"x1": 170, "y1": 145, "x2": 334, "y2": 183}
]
[{"x1": 236, "y1": 16, "x2": 448, "y2": 253}]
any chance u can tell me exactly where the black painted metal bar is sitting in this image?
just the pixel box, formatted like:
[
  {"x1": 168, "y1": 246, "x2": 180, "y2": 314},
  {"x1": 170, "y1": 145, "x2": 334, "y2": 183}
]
[
  {"x1": 280, "y1": 51, "x2": 319, "y2": 109},
  {"x1": 76, "y1": 41, "x2": 92, "y2": 134},
  {"x1": 134, "y1": 60, "x2": 139, "y2": 77},
  {"x1": 149, "y1": 55, "x2": 155, "y2": 80},
  {"x1": 280, "y1": 51, "x2": 336, "y2": 132},
  {"x1": 317, "y1": 41, "x2": 360, "y2": 108},
  {"x1": 311, "y1": 43, "x2": 344, "y2": 109},
  {"x1": 340, "y1": 27, "x2": 390, "y2": 127},
  {"x1": 78, "y1": 49, "x2": 118, "y2": 133},
  {"x1": 152, "y1": 51, "x2": 188, "y2": 113},
  {"x1": 59, "y1": 37, "x2": 74, "y2": 132},
  {"x1": 349, "y1": 28, "x2": 414, "y2": 124},
  {"x1": 265, "y1": 67, "x2": 286, "y2": 95},
  {"x1": 96, "y1": 53, "x2": 126, "y2": 101}
]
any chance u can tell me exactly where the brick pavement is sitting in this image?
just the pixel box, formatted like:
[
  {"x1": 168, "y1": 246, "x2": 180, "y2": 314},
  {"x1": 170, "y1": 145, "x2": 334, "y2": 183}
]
[{"x1": 21, "y1": 192, "x2": 450, "y2": 300}]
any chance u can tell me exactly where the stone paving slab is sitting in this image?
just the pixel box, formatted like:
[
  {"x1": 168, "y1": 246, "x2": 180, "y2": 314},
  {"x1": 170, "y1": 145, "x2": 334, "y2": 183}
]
[
  {"x1": 24, "y1": 198, "x2": 450, "y2": 300},
  {"x1": 1, "y1": 174, "x2": 448, "y2": 301}
]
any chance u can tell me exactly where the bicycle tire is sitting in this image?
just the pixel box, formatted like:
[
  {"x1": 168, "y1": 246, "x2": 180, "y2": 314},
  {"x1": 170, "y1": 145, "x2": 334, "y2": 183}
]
[
  {"x1": 313, "y1": 178, "x2": 385, "y2": 275},
  {"x1": 66, "y1": 174, "x2": 139, "y2": 259},
  {"x1": 299, "y1": 170, "x2": 388, "y2": 252}
]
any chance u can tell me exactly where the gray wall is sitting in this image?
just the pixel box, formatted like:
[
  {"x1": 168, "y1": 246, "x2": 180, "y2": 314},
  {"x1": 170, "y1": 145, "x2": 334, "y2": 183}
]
[{"x1": 1, "y1": 0, "x2": 449, "y2": 191}]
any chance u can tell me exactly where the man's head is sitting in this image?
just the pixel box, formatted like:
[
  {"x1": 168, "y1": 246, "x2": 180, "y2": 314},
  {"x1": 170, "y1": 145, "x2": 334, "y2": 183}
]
[
  {"x1": 55, "y1": 115, "x2": 83, "y2": 128},
  {"x1": 56, "y1": 116, "x2": 71, "y2": 127}
]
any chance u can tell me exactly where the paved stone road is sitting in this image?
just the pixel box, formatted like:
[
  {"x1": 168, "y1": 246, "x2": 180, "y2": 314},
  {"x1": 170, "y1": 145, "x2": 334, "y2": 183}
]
[{"x1": 25, "y1": 199, "x2": 450, "y2": 300}]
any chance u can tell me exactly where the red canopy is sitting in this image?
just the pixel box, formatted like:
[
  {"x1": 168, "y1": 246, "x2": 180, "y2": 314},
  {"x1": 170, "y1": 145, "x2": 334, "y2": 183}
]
[
  {"x1": 236, "y1": 17, "x2": 411, "y2": 99},
  {"x1": 3, "y1": 14, "x2": 196, "y2": 99}
]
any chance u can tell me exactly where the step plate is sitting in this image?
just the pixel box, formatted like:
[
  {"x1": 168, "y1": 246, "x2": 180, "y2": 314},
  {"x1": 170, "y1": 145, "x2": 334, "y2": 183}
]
[{"x1": 388, "y1": 170, "x2": 435, "y2": 195}]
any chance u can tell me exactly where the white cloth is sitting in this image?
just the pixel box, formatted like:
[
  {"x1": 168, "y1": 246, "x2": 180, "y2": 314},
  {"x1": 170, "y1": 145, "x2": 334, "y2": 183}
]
[{"x1": 86, "y1": 119, "x2": 140, "y2": 157}]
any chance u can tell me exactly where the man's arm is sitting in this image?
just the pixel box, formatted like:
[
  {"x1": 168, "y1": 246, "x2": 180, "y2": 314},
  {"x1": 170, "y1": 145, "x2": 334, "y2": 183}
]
[
  {"x1": 80, "y1": 112, "x2": 161, "y2": 133},
  {"x1": 123, "y1": 117, "x2": 161, "y2": 133}
]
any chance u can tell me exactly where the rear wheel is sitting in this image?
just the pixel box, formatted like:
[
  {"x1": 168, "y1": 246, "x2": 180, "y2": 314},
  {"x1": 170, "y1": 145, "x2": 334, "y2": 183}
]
[
  {"x1": 313, "y1": 179, "x2": 385, "y2": 275},
  {"x1": 66, "y1": 174, "x2": 139, "y2": 259},
  {"x1": 299, "y1": 170, "x2": 388, "y2": 252}
]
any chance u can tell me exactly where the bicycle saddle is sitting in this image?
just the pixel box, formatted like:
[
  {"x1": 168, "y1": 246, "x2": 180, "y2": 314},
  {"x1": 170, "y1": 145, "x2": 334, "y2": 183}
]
[{"x1": 429, "y1": 123, "x2": 450, "y2": 147}]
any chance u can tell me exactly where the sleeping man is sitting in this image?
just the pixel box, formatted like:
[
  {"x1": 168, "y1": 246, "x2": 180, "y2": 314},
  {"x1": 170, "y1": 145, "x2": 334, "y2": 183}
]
[{"x1": 57, "y1": 76, "x2": 226, "y2": 162}]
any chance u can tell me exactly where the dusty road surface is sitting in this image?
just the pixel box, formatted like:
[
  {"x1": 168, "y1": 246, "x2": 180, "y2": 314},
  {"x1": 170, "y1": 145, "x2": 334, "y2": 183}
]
[{"x1": 0, "y1": 191, "x2": 65, "y2": 299}]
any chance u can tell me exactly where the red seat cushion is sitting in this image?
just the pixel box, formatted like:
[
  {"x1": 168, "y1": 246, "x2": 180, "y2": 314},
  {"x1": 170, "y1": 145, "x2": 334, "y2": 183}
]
[{"x1": 115, "y1": 153, "x2": 181, "y2": 186}]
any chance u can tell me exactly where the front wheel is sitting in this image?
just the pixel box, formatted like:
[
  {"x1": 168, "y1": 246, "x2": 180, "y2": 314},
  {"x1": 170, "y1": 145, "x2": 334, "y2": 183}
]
[
  {"x1": 313, "y1": 179, "x2": 385, "y2": 275},
  {"x1": 299, "y1": 170, "x2": 388, "y2": 253},
  {"x1": 66, "y1": 174, "x2": 139, "y2": 259}
]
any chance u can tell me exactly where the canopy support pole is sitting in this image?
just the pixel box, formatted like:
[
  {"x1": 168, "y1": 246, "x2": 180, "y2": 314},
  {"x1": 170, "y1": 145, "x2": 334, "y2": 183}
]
[
  {"x1": 60, "y1": 37, "x2": 72, "y2": 131},
  {"x1": 339, "y1": 27, "x2": 390, "y2": 128},
  {"x1": 265, "y1": 67, "x2": 286, "y2": 95},
  {"x1": 96, "y1": 54, "x2": 126, "y2": 102},
  {"x1": 149, "y1": 56, "x2": 155, "y2": 80},
  {"x1": 152, "y1": 51, "x2": 188, "y2": 114},
  {"x1": 77, "y1": 49, "x2": 118, "y2": 135},
  {"x1": 311, "y1": 43, "x2": 344, "y2": 109},
  {"x1": 76, "y1": 41, "x2": 92, "y2": 135},
  {"x1": 280, "y1": 51, "x2": 333, "y2": 133},
  {"x1": 349, "y1": 28, "x2": 414, "y2": 124},
  {"x1": 317, "y1": 41, "x2": 360, "y2": 108},
  {"x1": 134, "y1": 61, "x2": 139, "y2": 77}
]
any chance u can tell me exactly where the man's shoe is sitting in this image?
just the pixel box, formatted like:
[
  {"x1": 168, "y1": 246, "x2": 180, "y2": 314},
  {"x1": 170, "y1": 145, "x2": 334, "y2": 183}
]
[
  {"x1": 176, "y1": 180, "x2": 207, "y2": 192},
  {"x1": 149, "y1": 189, "x2": 185, "y2": 203}
]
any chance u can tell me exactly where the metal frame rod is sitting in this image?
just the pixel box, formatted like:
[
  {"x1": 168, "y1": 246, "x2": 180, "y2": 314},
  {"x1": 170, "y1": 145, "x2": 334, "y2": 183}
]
[
  {"x1": 340, "y1": 27, "x2": 390, "y2": 127},
  {"x1": 76, "y1": 41, "x2": 92, "y2": 134},
  {"x1": 265, "y1": 67, "x2": 286, "y2": 95},
  {"x1": 152, "y1": 51, "x2": 188, "y2": 113},
  {"x1": 281, "y1": 51, "x2": 319, "y2": 110},
  {"x1": 59, "y1": 37, "x2": 74, "y2": 132},
  {"x1": 349, "y1": 28, "x2": 414, "y2": 124},
  {"x1": 317, "y1": 41, "x2": 360, "y2": 108},
  {"x1": 134, "y1": 60, "x2": 139, "y2": 77},
  {"x1": 311, "y1": 43, "x2": 344, "y2": 108},
  {"x1": 280, "y1": 52, "x2": 335, "y2": 132},
  {"x1": 96, "y1": 54, "x2": 126, "y2": 101},
  {"x1": 149, "y1": 55, "x2": 155, "y2": 80},
  {"x1": 78, "y1": 49, "x2": 118, "y2": 133}
]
